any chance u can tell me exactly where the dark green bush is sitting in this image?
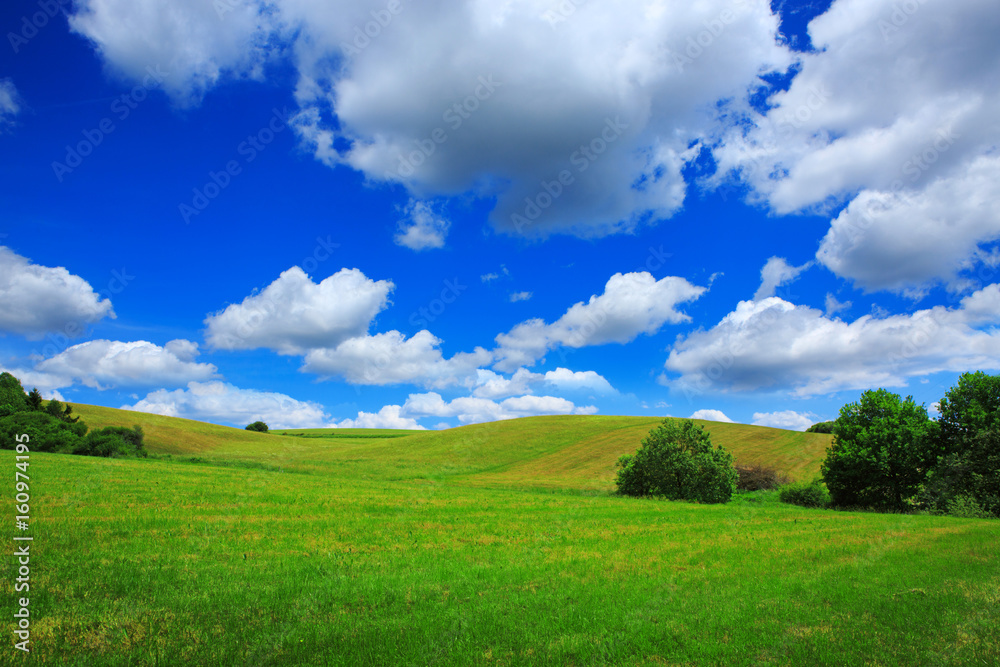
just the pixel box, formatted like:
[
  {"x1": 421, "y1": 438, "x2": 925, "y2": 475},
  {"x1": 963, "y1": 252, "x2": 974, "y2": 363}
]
[
  {"x1": 245, "y1": 421, "x2": 269, "y2": 432},
  {"x1": 806, "y1": 421, "x2": 834, "y2": 434},
  {"x1": 76, "y1": 425, "x2": 147, "y2": 458},
  {"x1": 616, "y1": 419, "x2": 737, "y2": 504},
  {"x1": 779, "y1": 480, "x2": 831, "y2": 508},
  {"x1": 736, "y1": 464, "x2": 791, "y2": 491},
  {"x1": 0, "y1": 412, "x2": 87, "y2": 452}
]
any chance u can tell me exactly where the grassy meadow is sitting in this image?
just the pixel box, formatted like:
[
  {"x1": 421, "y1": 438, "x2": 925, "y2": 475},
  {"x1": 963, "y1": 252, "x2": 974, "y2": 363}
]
[{"x1": 2, "y1": 408, "x2": 998, "y2": 665}]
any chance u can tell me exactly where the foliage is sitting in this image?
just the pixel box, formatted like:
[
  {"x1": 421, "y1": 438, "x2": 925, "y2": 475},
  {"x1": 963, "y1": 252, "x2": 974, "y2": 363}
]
[
  {"x1": 0, "y1": 372, "x2": 28, "y2": 417},
  {"x1": 76, "y1": 425, "x2": 148, "y2": 458},
  {"x1": 245, "y1": 421, "x2": 269, "y2": 433},
  {"x1": 779, "y1": 479, "x2": 831, "y2": 508},
  {"x1": 26, "y1": 388, "x2": 43, "y2": 411},
  {"x1": 821, "y1": 389, "x2": 935, "y2": 510},
  {"x1": 45, "y1": 398, "x2": 80, "y2": 423},
  {"x1": 937, "y1": 371, "x2": 1000, "y2": 453},
  {"x1": 806, "y1": 421, "x2": 834, "y2": 434},
  {"x1": 920, "y1": 372, "x2": 1000, "y2": 518},
  {"x1": 616, "y1": 419, "x2": 738, "y2": 503},
  {"x1": 735, "y1": 463, "x2": 790, "y2": 491},
  {"x1": 0, "y1": 411, "x2": 87, "y2": 452}
]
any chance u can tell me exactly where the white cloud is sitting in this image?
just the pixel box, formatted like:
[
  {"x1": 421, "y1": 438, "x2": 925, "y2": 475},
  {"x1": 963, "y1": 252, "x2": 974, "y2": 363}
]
[
  {"x1": 302, "y1": 330, "x2": 492, "y2": 389},
  {"x1": 493, "y1": 271, "x2": 706, "y2": 371},
  {"x1": 204, "y1": 267, "x2": 393, "y2": 354},
  {"x1": 71, "y1": 0, "x2": 791, "y2": 238},
  {"x1": 35, "y1": 339, "x2": 218, "y2": 389},
  {"x1": 470, "y1": 366, "x2": 616, "y2": 399},
  {"x1": 332, "y1": 404, "x2": 425, "y2": 430},
  {"x1": 0, "y1": 79, "x2": 21, "y2": 132},
  {"x1": 691, "y1": 409, "x2": 733, "y2": 423},
  {"x1": 0, "y1": 246, "x2": 115, "y2": 339},
  {"x1": 69, "y1": 0, "x2": 278, "y2": 106},
  {"x1": 751, "y1": 410, "x2": 817, "y2": 431},
  {"x1": 509, "y1": 291, "x2": 532, "y2": 302},
  {"x1": 394, "y1": 199, "x2": 450, "y2": 251},
  {"x1": 816, "y1": 155, "x2": 1000, "y2": 294},
  {"x1": 754, "y1": 257, "x2": 811, "y2": 301},
  {"x1": 124, "y1": 381, "x2": 329, "y2": 429},
  {"x1": 481, "y1": 272, "x2": 499, "y2": 283},
  {"x1": 402, "y1": 391, "x2": 596, "y2": 425},
  {"x1": 665, "y1": 284, "x2": 1000, "y2": 397},
  {"x1": 824, "y1": 293, "x2": 851, "y2": 317}
]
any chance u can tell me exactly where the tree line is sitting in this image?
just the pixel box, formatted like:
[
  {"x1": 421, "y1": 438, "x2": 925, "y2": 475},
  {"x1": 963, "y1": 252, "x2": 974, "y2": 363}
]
[{"x1": 0, "y1": 372, "x2": 147, "y2": 458}]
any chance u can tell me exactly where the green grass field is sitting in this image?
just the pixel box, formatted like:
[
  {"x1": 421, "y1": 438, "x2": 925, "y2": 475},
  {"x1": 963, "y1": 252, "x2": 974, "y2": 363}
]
[{"x1": 2, "y1": 407, "x2": 998, "y2": 665}]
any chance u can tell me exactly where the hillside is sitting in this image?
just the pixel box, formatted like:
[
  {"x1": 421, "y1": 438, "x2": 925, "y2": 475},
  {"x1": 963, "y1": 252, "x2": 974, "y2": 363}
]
[{"x1": 70, "y1": 404, "x2": 832, "y2": 489}]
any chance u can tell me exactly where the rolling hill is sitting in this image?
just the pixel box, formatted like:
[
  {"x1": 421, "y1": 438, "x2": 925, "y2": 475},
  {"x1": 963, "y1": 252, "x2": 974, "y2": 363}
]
[{"x1": 70, "y1": 404, "x2": 832, "y2": 489}]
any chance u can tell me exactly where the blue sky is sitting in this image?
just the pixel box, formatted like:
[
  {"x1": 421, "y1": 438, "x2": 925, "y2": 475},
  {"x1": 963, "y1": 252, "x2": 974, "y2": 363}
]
[{"x1": 1, "y1": 0, "x2": 998, "y2": 430}]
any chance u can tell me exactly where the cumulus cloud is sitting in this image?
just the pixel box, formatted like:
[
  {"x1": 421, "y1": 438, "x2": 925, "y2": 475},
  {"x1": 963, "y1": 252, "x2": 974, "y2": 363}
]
[
  {"x1": 493, "y1": 271, "x2": 706, "y2": 371},
  {"x1": 665, "y1": 284, "x2": 1000, "y2": 397},
  {"x1": 470, "y1": 366, "x2": 615, "y2": 399},
  {"x1": 0, "y1": 246, "x2": 115, "y2": 339},
  {"x1": 402, "y1": 391, "x2": 596, "y2": 425},
  {"x1": 751, "y1": 410, "x2": 817, "y2": 431},
  {"x1": 691, "y1": 409, "x2": 734, "y2": 423},
  {"x1": 70, "y1": 0, "x2": 791, "y2": 237},
  {"x1": 35, "y1": 339, "x2": 218, "y2": 389},
  {"x1": 394, "y1": 199, "x2": 450, "y2": 251},
  {"x1": 204, "y1": 267, "x2": 393, "y2": 354},
  {"x1": 816, "y1": 155, "x2": 1000, "y2": 294},
  {"x1": 124, "y1": 381, "x2": 329, "y2": 429},
  {"x1": 754, "y1": 257, "x2": 811, "y2": 301},
  {"x1": 301, "y1": 330, "x2": 492, "y2": 389},
  {"x1": 332, "y1": 405, "x2": 424, "y2": 430},
  {"x1": 0, "y1": 79, "x2": 21, "y2": 132}
]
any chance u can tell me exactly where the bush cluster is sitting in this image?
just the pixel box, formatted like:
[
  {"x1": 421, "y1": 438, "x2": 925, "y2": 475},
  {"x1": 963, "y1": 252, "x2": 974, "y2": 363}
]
[
  {"x1": 0, "y1": 372, "x2": 147, "y2": 458},
  {"x1": 616, "y1": 419, "x2": 738, "y2": 504},
  {"x1": 735, "y1": 464, "x2": 790, "y2": 491},
  {"x1": 778, "y1": 480, "x2": 831, "y2": 508},
  {"x1": 819, "y1": 372, "x2": 1000, "y2": 518}
]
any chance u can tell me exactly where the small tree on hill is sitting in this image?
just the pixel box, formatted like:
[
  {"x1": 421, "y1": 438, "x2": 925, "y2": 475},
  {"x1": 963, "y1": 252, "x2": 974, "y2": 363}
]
[
  {"x1": 616, "y1": 419, "x2": 737, "y2": 503},
  {"x1": 0, "y1": 372, "x2": 28, "y2": 417},
  {"x1": 821, "y1": 389, "x2": 935, "y2": 510},
  {"x1": 245, "y1": 421, "x2": 269, "y2": 433},
  {"x1": 26, "y1": 388, "x2": 43, "y2": 411}
]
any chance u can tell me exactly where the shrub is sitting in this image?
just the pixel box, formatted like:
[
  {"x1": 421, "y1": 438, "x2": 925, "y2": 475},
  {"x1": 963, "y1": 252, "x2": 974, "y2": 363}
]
[
  {"x1": 821, "y1": 389, "x2": 936, "y2": 510},
  {"x1": 944, "y1": 494, "x2": 993, "y2": 519},
  {"x1": 245, "y1": 421, "x2": 269, "y2": 433},
  {"x1": 736, "y1": 464, "x2": 791, "y2": 491},
  {"x1": 615, "y1": 419, "x2": 738, "y2": 504},
  {"x1": 0, "y1": 372, "x2": 28, "y2": 417},
  {"x1": 779, "y1": 480, "x2": 831, "y2": 508},
  {"x1": 0, "y1": 412, "x2": 87, "y2": 452},
  {"x1": 806, "y1": 421, "x2": 835, "y2": 434},
  {"x1": 76, "y1": 425, "x2": 147, "y2": 458}
]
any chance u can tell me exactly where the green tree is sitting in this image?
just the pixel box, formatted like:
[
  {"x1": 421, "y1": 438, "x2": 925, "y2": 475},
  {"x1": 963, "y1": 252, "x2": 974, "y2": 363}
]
[
  {"x1": 806, "y1": 421, "x2": 834, "y2": 434},
  {"x1": 821, "y1": 389, "x2": 935, "y2": 510},
  {"x1": 919, "y1": 372, "x2": 1000, "y2": 517},
  {"x1": 245, "y1": 421, "x2": 269, "y2": 433},
  {"x1": 0, "y1": 372, "x2": 28, "y2": 417},
  {"x1": 615, "y1": 419, "x2": 737, "y2": 503},
  {"x1": 26, "y1": 388, "x2": 43, "y2": 411}
]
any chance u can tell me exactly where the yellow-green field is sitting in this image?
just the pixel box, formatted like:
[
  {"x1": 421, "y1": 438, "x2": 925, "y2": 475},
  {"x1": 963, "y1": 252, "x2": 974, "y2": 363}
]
[{"x1": 2, "y1": 406, "x2": 998, "y2": 665}]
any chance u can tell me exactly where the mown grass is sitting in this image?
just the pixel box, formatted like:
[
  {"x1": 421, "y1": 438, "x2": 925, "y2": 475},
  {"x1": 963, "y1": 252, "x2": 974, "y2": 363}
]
[{"x1": 2, "y1": 409, "x2": 997, "y2": 665}]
